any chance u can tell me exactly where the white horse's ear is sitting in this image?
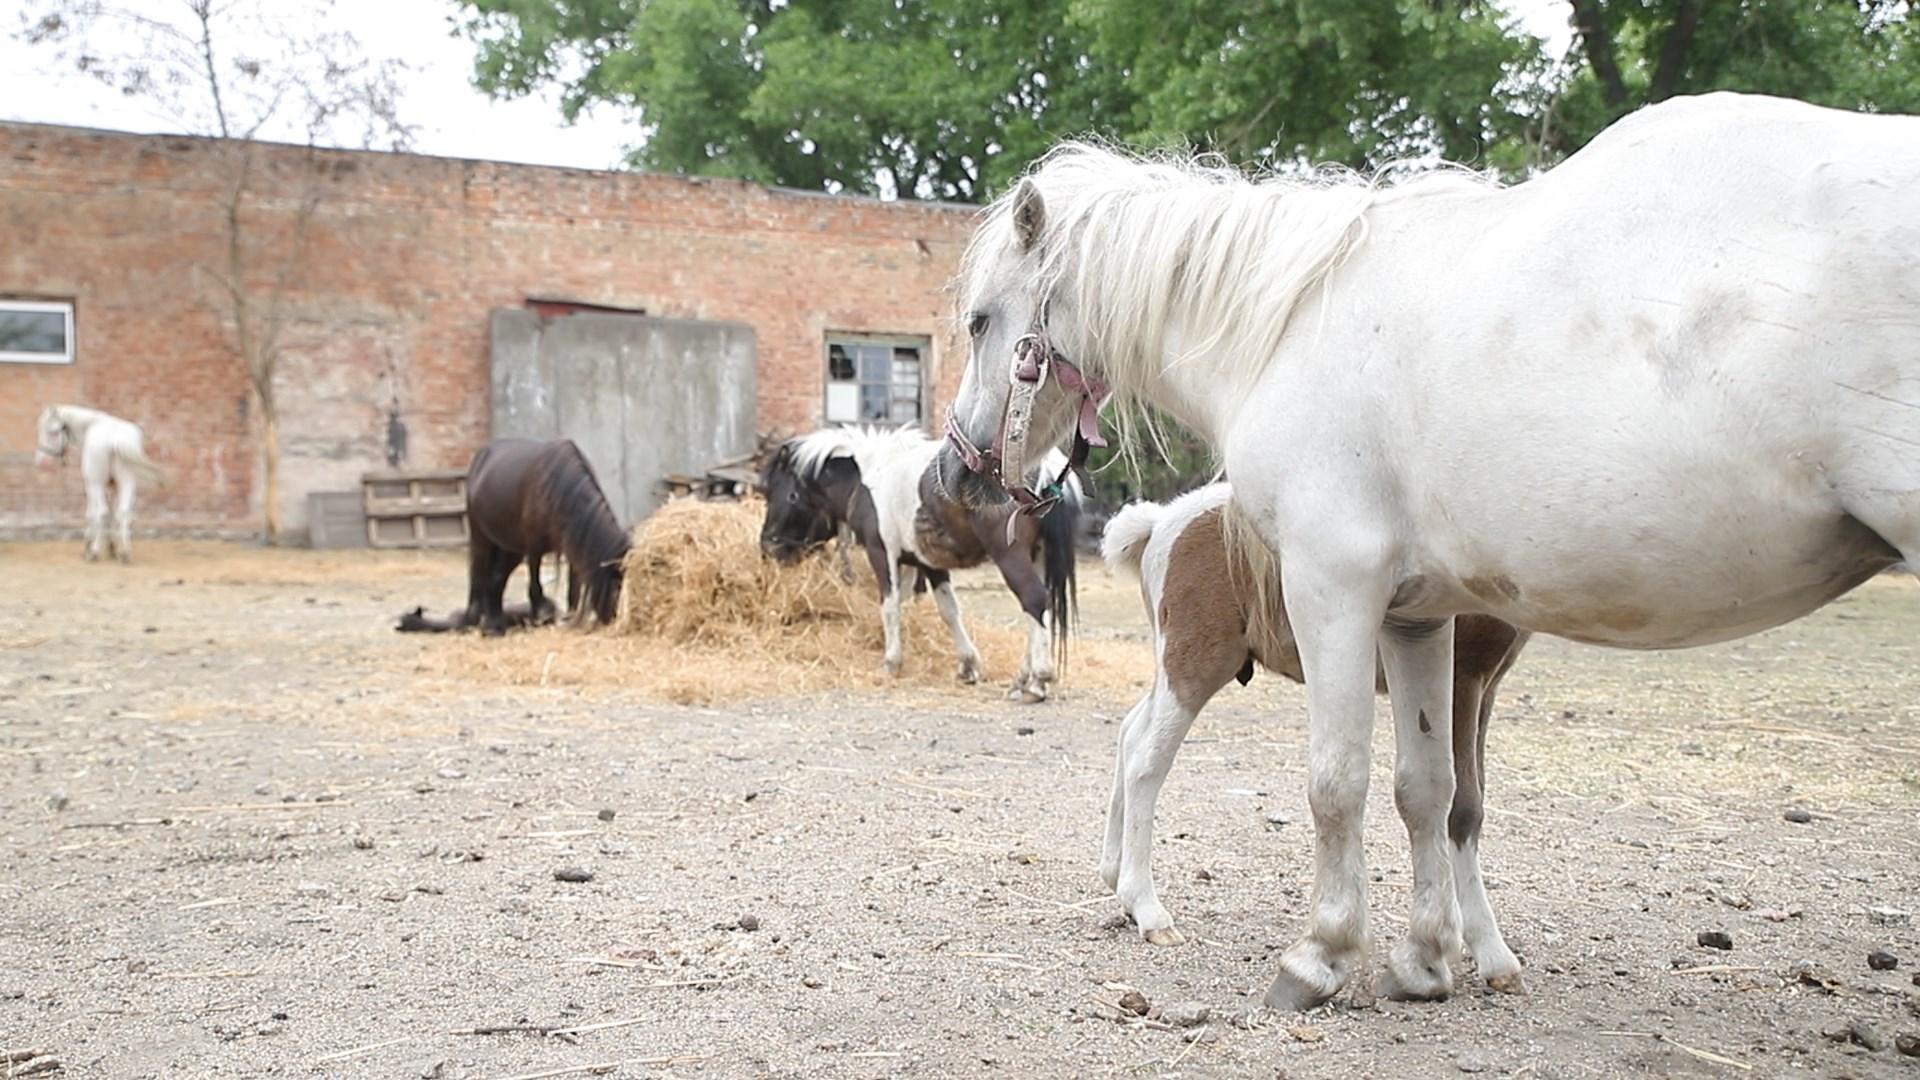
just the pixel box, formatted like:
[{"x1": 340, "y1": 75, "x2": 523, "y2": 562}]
[{"x1": 1012, "y1": 178, "x2": 1046, "y2": 251}]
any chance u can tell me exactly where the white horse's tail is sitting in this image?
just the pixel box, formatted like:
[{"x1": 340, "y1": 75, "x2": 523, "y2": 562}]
[
  {"x1": 1100, "y1": 501, "x2": 1165, "y2": 582},
  {"x1": 118, "y1": 445, "x2": 169, "y2": 487}
]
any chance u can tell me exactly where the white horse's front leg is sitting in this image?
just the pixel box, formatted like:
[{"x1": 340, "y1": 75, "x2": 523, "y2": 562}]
[
  {"x1": 1010, "y1": 611, "x2": 1054, "y2": 702},
  {"x1": 1264, "y1": 559, "x2": 1388, "y2": 1011},
  {"x1": 1378, "y1": 619, "x2": 1462, "y2": 1001},
  {"x1": 83, "y1": 480, "x2": 108, "y2": 562},
  {"x1": 930, "y1": 576, "x2": 983, "y2": 683}
]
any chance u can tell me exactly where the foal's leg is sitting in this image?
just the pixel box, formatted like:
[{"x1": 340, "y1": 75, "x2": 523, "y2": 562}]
[
  {"x1": 923, "y1": 569, "x2": 983, "y2": 683},
  {"x1": 1450, "y1": 622, "x2": 1527, "y2": 990},
  {"x1": 1377, "y1": 617, "x2": 1462, "y2": 1003},
  {"x1": 1099, "y1": 693, "x2": 1152, "y2": 893},
  {"x1": 1264, "y1": 553, "x2": 1390, "y2": 1012},
  {"x1": 112, "y1": 471, "x2": 137, "y2": 564}
]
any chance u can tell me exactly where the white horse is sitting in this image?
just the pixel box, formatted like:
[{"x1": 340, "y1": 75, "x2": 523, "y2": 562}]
[
  {"x1": 937, "y1": 92, "x2": 1920, "y2": 1008},
  {"x1": 35, "y1": 404, "x2": 167, "y2": 563}
]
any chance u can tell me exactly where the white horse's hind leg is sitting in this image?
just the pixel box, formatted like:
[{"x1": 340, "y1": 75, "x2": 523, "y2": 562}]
[
  {"x1": 1263, "y1": 553, "x2": 1389, "y2": 1012},
  {"x1": 111, "y1": 471, "x2": 137, "y2": 563},
  {"x1": 1113, "y1": 677, "x2": 1201, "y2": 945},
  {"x1": 929, "y1": 573, "x2": 983, "y2": 683},
  {"x1": 1377, "y1": 620, "x2": 1462, "y2": 1002},
  {"x1": 83, "y1": 479, "x2": 107, "y2": 562}
]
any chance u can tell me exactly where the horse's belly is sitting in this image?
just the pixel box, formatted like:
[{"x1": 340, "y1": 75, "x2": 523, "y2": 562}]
[{"x1": 1425, "y1": 514, "x2": 1898, "y2": 649}]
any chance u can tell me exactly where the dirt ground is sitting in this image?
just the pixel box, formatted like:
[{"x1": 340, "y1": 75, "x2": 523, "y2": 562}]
[{"x1": 3, "y1": 538, "x2": 1918, "y2": 1080}]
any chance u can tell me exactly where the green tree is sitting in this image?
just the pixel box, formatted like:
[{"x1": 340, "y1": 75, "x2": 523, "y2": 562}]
[
  {"x1": 1549, "y1": 0, "x2": 1920, "y2": 159},
  {"x1": 458, "y1": 0, "x2": 1132, "y2": 200}
]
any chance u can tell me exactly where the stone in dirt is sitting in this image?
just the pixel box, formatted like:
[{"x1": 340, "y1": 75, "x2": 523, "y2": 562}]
[
  {"x1": 1287, "y1": 1025, "x2": 1323, "y2": 1043},
  {"x1": 1455, "y1": 1051, "x2": 1491, "y2": 1074},
  {"x1": 46, "y1": 789, "x2": 67, "y2": 812},
  {"x1": 737, "y1": 913, "x2": 761, "y2": 932},
  {"x1": 1783, "y1": 807, "x2": 1814, "y2": 824},
  {"x1": 597, "y1": 808, "x2": 615, "y2": 821},
  {"x1": 1792, "y1": 962, "x2": 1843, "y2": 993},
  {"x1": 1161, "y1": 1000, "x2": 1209, "y2": 1028},
  {"x1": 552, "y1": 866, "x2": 593, "y2": 883},
  {"x1": 1696, "y1": 930, "x2": 1733, "y2": 950},
  {"x1": 1869, "y1": 950, "x2": 1900, "y2": 971},
  {"x1": 436, "y1": 767, "x2": 464, "y2": 780},
  {"x1": 1117, "y1": 989, "x2": 1150, "y2": 1016},
  {"x1": 1870, "y1": 906, "x2": 1913, "y2": 927},
  {"x1": 1895, "y1": 1034, "x2": 1920, "y2": 1058},
  {"x1": 1849, "y1": 1019, "x2": 1889, "y2": 1052}
]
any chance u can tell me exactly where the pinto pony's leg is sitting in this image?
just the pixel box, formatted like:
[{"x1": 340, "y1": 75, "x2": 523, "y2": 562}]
[
  {"x1": 1377, "y1": 617, "x2": 1462, "y2": 1003},
  {"x1": 1263, "y1": 550, "x2": 1390, "y2": 1012},
  {"x1": 991, "y1": 550, "x2": 1054, "y2": 702},
  {"x1": 862, "y1": 543, "x2": 903, "y2": 675},
  {"x1": 1099, "y1": 693, "x2": 1151, "y2": 893},
  {"x1": 112, "y1": 473, "x2": 136, "y2": 563},
  {"x1": 923, "y1": 569, "x2": 982, "y2": 683}
]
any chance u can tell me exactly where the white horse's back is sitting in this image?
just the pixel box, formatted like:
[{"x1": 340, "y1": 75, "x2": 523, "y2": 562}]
[{"x1": 1232, "y1": 94, "x2": 1920, "y2": 649}]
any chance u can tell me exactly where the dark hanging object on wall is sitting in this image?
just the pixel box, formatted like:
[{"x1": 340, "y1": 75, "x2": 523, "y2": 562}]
[{"x1": 385, "y1": 409, "x2": 408, "y2": 468}]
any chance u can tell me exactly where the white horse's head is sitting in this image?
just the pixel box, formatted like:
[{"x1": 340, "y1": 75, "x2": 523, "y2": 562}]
[
  {"x1": 936, "y1": 170, "x2": 1106, "y2": 512},
  {"x1": 33, "y1": 405, "x2": 69, "y2": 467}
]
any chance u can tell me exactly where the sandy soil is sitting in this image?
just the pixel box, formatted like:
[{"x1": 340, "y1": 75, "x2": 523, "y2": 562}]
[{"x1": 3, "y1": 539, "x2": 1918, "y2": 1079}]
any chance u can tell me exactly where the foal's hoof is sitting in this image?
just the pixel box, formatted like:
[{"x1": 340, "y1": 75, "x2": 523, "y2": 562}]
[
  {"x1": 1006, "y1": 683, "x2": 1047, "y2": 704},
  {"x1": 1380, "y1": 943, "x2": 1454, "y2": 1003},
  {"x1": 883, "y1": 657, "x2": 903, "y2": 678},
  {"x1": 956, "y1": 658, "x2": 981, "y2": 684},
  {"x1": 1143, "y1": 926, "x2": 1186, "y2": 947}
]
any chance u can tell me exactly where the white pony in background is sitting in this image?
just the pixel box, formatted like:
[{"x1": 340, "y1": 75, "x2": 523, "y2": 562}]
[{"x1": 35, "y1": 404, "x2": 167, "y2": 563}]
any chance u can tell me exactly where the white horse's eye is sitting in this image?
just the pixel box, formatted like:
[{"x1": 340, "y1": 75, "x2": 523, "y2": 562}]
[{"x1": 967, "y1": 312, "x2": 989, "y2": 338}]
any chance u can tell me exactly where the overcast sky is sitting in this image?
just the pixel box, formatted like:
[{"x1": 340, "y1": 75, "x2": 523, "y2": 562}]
[{"x1": 1, "y1": 0, "x2": 1575, "y2": 174}]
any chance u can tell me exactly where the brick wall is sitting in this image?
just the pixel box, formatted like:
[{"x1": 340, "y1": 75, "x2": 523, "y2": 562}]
[{"x1": 0, "y1": 122, "x2": 977, "y2": 536}]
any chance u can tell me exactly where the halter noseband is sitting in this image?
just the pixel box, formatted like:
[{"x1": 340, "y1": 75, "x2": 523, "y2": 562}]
[{"x1": 944, "y1": 328, "x2": 1109, "y2": 523}]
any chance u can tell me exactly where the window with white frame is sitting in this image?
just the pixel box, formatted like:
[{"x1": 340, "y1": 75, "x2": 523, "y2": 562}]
[
  {"x1": 0, "y1": 300, "x2": 74, "y2": 364},
  {"x1": 824, "y1": 335, "x2": 926, "y2": 426}
]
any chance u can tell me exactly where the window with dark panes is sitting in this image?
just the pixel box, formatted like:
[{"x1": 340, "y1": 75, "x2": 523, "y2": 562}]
[
  {"x1": 824, "y1": 335, "x2": 925, "y2": 426},
  {"x1": 0, "y1": 300, "x2": 74, "y2": 364}
]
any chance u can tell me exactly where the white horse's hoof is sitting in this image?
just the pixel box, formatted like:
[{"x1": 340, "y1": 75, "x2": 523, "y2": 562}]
[
  {"x1": 1381, "y1": 941, "x2": 1454, "y2": 1002},
  {"x1": 883, "y1": 657, "x2": 903, "y2": 677},
  {"x1": 1264, "y1": 943, "x2": 1352, "y2": 1012},
  {"x1": 1485, "y1": 971, "x2": 1525, "y2": 994},
  {"x1": 956, "y1": 657, "x2": 981, "y2": 684},
  {"x1": 1143, "y1": 926, "x2": 1186, "y2": 947}
]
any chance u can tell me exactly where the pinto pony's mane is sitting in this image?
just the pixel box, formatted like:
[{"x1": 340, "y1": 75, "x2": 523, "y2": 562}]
[
  {"x1": 538, "y1": 442, "x2": 630, "y2": 621},
  {"x1": 962, "y1": 142, "x2": 1495, "y2": 435}
]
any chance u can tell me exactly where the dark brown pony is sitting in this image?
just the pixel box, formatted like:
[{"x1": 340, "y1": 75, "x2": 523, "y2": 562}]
[{"x1": 460, "y1": 438, "x2": 629, "y2": 635}]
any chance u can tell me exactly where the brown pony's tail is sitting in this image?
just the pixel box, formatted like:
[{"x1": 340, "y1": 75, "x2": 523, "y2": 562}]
[{"x1": 1039, "y1": 488, "x2": 1081, "y2": 664}]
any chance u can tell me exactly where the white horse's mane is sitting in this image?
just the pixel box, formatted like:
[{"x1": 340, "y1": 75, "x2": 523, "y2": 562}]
[{"x1": 963, "y1": 142, "x2": 1497, "y2": 423}]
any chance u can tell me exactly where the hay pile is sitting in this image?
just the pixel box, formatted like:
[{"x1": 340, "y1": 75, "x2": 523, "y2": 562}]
[{"x1": 417, "y1": 497, "x2": 1149, "y2": 705}]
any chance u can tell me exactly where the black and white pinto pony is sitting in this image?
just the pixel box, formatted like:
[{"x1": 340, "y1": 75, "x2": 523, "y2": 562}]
[
  {"x1": 35, "y1": 404, "x2": 167, "y2": 563},
  {"x1": 936, "y1": 92, "x2": 1920, "y2": 1008},
  {"x1": 760, "y1": 426, "x2": 1079, "y2": 702}
]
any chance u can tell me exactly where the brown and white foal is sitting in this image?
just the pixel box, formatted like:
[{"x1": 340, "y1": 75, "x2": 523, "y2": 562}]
[{"x1": 1101, "y1": 483, "x2": 1529, "y2": 989}]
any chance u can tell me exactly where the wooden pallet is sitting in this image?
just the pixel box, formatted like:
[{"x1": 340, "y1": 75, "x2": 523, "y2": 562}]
[{"x1": 363, "y1": 468, "x2": 469, "y2": 549}]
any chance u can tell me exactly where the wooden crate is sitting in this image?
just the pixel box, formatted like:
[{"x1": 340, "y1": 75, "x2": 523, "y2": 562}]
[{"x1": 363, "y1": 468, "x2": 469, "y2": 549}]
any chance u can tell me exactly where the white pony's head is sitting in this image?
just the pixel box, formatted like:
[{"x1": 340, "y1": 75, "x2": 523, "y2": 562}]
[
  {"x1": 934, "y1": 141, "x2": 1489, "y2": 509},
  {"x1": 33, "y1": 405, "x2": 69, "y2": 467}
]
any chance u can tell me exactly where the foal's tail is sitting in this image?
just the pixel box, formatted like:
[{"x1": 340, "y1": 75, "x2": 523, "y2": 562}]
[
  {"x1": 1039, "y1": 489, "x2": 1081, "y2": 660},
  {"x1": 118, "y1": 445, "x2": 170, "y2": 488},
  {"x1": 1099, "y1": 500, "x2": 1165, "y2": 584}
]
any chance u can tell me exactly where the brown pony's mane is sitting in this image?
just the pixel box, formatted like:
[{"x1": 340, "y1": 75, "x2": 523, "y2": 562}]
[{"x1": 535, "y1": 441, "x2": 630, "y2": 621}]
